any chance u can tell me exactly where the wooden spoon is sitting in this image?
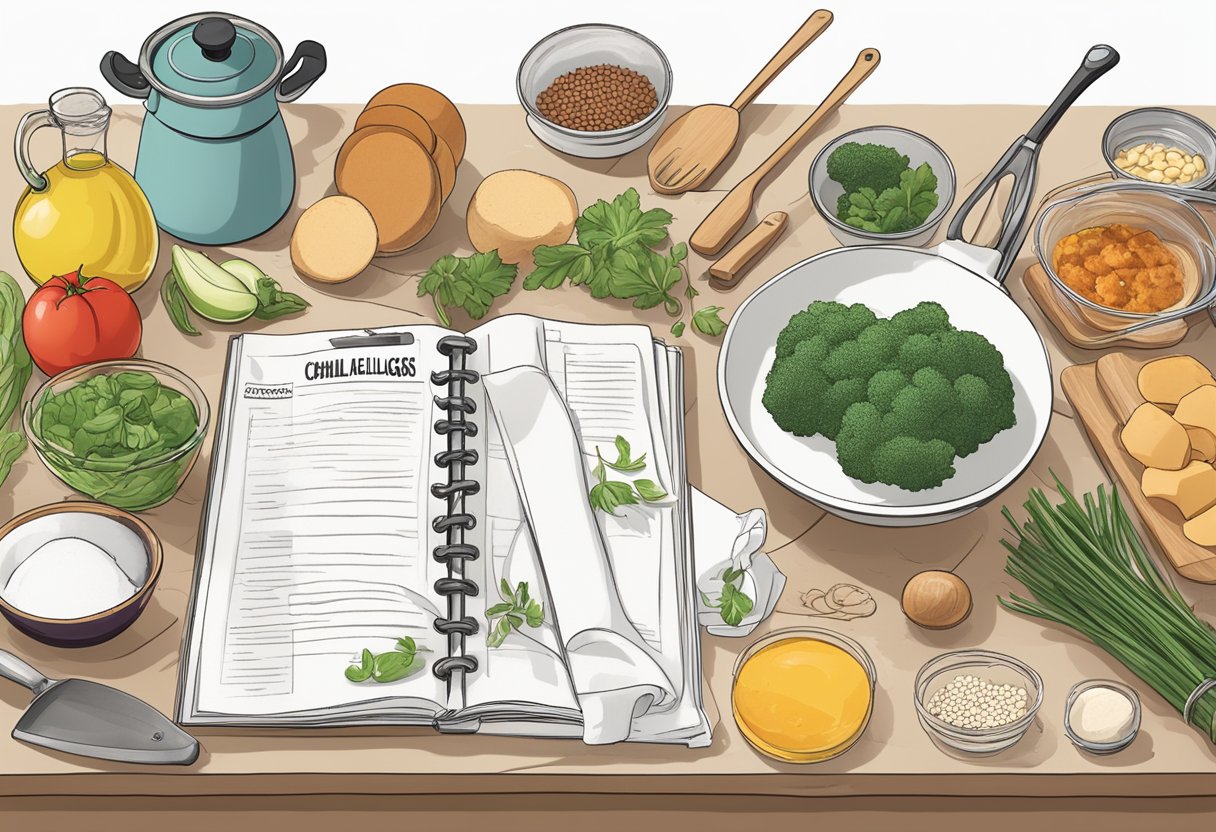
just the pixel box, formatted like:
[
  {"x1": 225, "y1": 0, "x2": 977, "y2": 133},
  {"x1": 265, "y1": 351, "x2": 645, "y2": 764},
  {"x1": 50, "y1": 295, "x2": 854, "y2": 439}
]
[
  {"x1": 690, "y1": 48, "x2": 881, "y2": 256},
  {"x1": 647, "y1": 10, "x2": 834, "y2": 195}
]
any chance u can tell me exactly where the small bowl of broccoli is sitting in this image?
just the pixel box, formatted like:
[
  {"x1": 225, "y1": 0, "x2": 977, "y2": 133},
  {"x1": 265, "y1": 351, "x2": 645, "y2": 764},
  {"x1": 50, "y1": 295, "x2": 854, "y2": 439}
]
[{"x1": 810, "y1": 126, "x2": 956, "y2": 248}]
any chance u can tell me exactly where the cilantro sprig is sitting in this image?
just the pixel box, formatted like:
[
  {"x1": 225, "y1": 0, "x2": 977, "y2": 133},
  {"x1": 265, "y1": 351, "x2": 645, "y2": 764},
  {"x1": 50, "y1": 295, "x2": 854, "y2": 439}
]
[
  {"x1": 486, "y1": 579, "x2": 545, "y2": 648},
  {"x1": 344, "y1": 636, "x2": 429, "y2": 683},
  {"x1": 588, "y1": 435, "x2": 668, "y2": 515},
  {"x1": 700, "y1": 566, "x2": 755, "y2": 627},
  {"x1": 418, "y1": 250, "x2": 518, "y2": 328}
]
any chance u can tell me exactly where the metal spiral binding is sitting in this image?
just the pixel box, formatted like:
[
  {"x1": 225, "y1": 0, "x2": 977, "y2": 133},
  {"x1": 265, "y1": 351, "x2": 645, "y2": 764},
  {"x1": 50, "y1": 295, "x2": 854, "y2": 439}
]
[{"x1": 430, "y1": 335, "x2": 481, "y2": 684}]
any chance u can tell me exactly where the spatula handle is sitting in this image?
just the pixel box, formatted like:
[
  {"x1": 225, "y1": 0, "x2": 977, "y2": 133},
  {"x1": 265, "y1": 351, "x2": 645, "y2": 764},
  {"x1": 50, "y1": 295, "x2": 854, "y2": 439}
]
[
  {"x1": 0, "y1": 651, "x2": 50, "y2": 695},
  {"x1": 731, "y1": 9, "x2": 834, "y2": 111},
  {"x1": 692, "y1": 48, "x2": 880, "y2": 256}
]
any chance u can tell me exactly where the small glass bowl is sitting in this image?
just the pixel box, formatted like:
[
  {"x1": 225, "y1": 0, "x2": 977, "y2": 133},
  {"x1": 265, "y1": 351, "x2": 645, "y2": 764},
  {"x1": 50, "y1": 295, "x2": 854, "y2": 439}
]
[
  {"x1": 1063, "y1": 679, "x2": 1141, "y2": 755},
  {"x1": 1102, "y1": 108, "x2": 1216, "y2": 190},
  {"x1": 732, "y1": 627, "x2": 877, "y2": 764},
  {"x1": 1034, "y1": 181, "x2": 1216, "y2": 334},
  {"x1": 516, "y1": 23, "x2": 672, "y2": 159},
  {"x1": 914, "y1": 649, "x2": 1044, "y2": 754},
  {"x1": 24, "y1": 359, "x2": 210, "y2": 512},
  {"x1": 809, "y1": 126, "x2": 956, "y2": 248}
]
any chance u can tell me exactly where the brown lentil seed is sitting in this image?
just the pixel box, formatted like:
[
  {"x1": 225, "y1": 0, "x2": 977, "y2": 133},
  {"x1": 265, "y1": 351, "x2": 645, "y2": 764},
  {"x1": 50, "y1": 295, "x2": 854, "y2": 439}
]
[{"x1": 536, "y1": 63, "x2": 658, "y2": 132}]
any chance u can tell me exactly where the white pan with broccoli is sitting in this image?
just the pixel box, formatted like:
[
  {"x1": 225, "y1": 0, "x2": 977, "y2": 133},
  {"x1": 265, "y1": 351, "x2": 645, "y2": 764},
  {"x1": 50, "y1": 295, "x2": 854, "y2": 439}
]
[{"x1": 718, "y1": 45, "x2": 1119, "y2": 526}]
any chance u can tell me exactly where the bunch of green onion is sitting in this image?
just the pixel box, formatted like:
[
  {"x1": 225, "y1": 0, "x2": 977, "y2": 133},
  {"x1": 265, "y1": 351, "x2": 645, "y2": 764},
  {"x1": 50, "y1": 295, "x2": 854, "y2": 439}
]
[{"x1": 1000, "y1": 479, "x2": 1216, "y2": 742}]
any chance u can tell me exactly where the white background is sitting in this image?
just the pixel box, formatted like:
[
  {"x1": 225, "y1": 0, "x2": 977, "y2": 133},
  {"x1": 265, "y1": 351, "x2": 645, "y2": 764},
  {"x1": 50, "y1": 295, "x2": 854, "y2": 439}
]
[{"x1": 3, "y1": 0, "x2": 1214, "y2": 107}]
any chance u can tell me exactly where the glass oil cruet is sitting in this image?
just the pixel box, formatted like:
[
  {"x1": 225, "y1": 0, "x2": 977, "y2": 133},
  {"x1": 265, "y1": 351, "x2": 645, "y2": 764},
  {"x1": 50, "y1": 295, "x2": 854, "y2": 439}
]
[{"x1": 13, "y1": 87, "x2": 159, "y2": 292}]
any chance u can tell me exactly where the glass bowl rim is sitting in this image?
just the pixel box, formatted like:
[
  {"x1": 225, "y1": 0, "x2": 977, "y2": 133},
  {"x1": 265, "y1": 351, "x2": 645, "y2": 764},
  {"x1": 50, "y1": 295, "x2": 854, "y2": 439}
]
[
  {"x1": 1100, "y1": 107, "x2": 1216, "y2": 190},
  {"x1": 913, "y1": 648, "x2": 1045, "y2": 738},
  {"x1": 23, "y1": 358, "x2": 211, "y2": 471}
]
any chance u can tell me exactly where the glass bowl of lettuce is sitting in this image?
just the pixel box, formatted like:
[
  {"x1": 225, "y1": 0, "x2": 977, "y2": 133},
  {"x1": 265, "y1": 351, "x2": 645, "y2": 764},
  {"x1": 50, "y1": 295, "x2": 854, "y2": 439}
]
[
  {"x1": 24, "y1": 360, "x2": 209, "y2": 512},
  {"x1": 810, "y1": 126, "x2": 956, "y2": 248}
]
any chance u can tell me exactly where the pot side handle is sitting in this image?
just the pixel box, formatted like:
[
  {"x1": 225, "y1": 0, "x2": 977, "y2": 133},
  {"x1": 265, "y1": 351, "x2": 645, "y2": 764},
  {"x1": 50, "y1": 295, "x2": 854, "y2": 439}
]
[
  {"x1": 100, "y1": 51, "x2": 151, "y2": 100},
  {"x1": 277, "y1": 41, "x2": 327, "y2": 103}
]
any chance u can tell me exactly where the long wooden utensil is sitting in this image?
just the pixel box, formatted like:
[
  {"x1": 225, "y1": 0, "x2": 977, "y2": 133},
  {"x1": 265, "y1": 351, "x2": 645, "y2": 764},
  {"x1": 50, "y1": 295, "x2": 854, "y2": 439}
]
[
  {"x1": 647, "y1": 9, "x2": 834, "y2": 195},
  {"x1": 690, "y1": 48, "x2": 880, "y2": 256}
]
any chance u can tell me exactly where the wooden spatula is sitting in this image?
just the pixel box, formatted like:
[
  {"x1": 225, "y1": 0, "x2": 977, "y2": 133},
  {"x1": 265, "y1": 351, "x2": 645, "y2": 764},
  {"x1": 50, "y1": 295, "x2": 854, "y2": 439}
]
[
  {"x1": 690, "y1": 48, "x2": 881, "y2": 256},
  {"x1": 647, "y1": 10, "x2": 834, "y2": 195}
]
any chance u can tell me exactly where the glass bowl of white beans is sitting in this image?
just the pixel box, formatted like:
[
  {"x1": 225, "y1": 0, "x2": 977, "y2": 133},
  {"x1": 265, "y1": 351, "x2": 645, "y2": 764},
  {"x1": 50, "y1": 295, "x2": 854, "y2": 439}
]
[
  {"x1": 1103, "y1": 108, "x2": 1216, "y2": 190},
  {"x1": 914, "y1": 649, "x2": 1044, "y2": 754}
]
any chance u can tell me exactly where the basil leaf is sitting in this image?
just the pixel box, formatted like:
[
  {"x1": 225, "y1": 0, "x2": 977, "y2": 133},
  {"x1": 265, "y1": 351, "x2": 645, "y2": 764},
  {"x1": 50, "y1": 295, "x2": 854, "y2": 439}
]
[
  {"x1": 718, "y1": 583, "x2": 755, "y2": 627},
  {"x1": 603, "y1": 435, "x2": 646, "y2": 473},
  {"x1": 692, "y1": 306, "x2": 727, "y2": 337},
  {"x1": 589, "y1": 480, "x2": 638, "y2": 516},
  {"x1": 371, "y1": 650, "x2": 425, "y2": 683},
  {"x1": 0, "y1": 431, "x2": 25, "y2": 488},
  {"x1": 671, "y1": 321, "x2": 686, "y2": 337},
  {"x1": 633, "y1": 478, "x2": 668, "y2": 502},
  {"x1": 345, "y1": 648, "x2": 375, "y2": 682}
]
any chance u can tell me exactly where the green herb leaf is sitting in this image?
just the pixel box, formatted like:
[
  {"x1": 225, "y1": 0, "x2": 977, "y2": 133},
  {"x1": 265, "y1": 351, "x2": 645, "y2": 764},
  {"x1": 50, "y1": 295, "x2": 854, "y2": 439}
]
[
  {"x1": 485, "y1": 580, "x2": 546, "y2": 648},
  {"x1": 671, "y1": 321, "x2": 686, "y2": 337},
  {"x1": 160, "y1": 271, "x2": 201, "y2": 336},
  {"x1": 601, "y1": 435, "x2": 647, "y2": 473},
  {"x1": 691, "y1": 306, "x2": 727, "y2": 337},
  {"x1": 717, "y1": 582, "x2": 755, "y2": 627},
  {"x1": 589, "y1": 479, "x2": 638, "y2": 515},
  {"x1": 345, "y1": 648, "x2": 375, "y2": 682},
  {"x1": 371, "y1": 649, "x2": 425, "y2": 683},
  {"x1": 252, "y1": 276, "x2": 311, "y2": 321},
  {"x1": 523, "y1": 244, "x2": 593, "y2": 291},
  {"x1": 633, "y1": 478, "x2": 668, "y2": 502},
  {"x1": 576, "y1": 188, "x2": 673, "y2": 251},
  {"x1": 419, "y1": 250, "x2": 518, "y2": 326}
]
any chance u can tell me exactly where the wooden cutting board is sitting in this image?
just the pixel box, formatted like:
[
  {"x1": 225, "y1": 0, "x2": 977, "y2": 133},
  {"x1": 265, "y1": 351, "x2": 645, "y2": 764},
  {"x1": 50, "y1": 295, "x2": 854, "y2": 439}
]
[{"x1": 1061, "y1": 353, "x2": 1216, "y2": 583}]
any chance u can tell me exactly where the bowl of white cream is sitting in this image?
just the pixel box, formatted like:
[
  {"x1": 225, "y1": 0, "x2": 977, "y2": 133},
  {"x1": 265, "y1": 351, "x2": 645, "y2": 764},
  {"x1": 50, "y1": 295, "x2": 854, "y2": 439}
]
[
  {"x1": 0, "y1": 502, "x2": 162, "y2": 646},
  {"x1": 1064, "y1": 679, "x2": 1142, "y2": 755}
]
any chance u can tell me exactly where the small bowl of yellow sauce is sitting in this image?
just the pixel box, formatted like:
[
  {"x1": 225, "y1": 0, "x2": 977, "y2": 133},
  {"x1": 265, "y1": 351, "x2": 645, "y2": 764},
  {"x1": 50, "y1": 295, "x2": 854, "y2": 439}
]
[{"x1": 732, "y1": 627, "x2": 876, "y2": 763}]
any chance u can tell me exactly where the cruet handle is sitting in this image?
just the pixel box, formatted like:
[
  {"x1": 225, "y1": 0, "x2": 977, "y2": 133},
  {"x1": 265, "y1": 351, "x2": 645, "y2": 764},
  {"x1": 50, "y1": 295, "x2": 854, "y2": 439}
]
[{"x1": 14, "y1": 109, "x2": 54, "y2": 192}]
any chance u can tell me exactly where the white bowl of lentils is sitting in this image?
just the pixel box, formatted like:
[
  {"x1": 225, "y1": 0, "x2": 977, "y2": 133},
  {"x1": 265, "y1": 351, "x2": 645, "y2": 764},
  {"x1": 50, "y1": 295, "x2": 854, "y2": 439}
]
[
  {"x1": 914, "y1": 649, "x2": 1044, "y2": 754},
  {"x1": 517, "y1": 23, "x2": 672, "y2": 158}
]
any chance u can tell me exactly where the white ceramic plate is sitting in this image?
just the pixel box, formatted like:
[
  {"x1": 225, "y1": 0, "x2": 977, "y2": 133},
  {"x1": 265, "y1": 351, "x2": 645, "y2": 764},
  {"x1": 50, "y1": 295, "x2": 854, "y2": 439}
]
[{"x1": 718, "y1": 245, "x2": 1053, "y2": 525}]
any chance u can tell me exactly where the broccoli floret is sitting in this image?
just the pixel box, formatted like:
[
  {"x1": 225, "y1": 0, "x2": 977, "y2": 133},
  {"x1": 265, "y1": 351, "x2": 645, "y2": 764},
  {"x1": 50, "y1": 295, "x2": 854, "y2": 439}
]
[
  {"x1": 836, "y1": 402, "x2": 885, "y2": 483},
  {"x1": 866, "y1": 369, "x2": 908, "y2": 413},
  {"x1": 826, "y1": 142, "x2": 910, "y2": 197},
  {"x1": 762, "y1": 299, "x2": 1017, "y2": 492},
  {"x1": 870, "y1": 436, "x2": 957, "y2": 491},
  {"x1": 890, "y1": 301, "x2": 953, "y2": 337}
]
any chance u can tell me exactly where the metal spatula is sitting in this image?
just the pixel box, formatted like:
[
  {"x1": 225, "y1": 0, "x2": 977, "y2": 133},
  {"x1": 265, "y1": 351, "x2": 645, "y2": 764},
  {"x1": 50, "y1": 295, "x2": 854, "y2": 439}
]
[{"x1": 1, "y1": 650, "x2": 198, "y2": 765}]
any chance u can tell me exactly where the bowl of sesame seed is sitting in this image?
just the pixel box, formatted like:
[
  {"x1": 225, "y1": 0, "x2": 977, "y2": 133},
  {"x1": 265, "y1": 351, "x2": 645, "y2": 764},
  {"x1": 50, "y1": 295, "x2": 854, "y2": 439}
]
[
  {"x1": 517, "y1": 23, "x2": 672, "y2": 158},
  {"x1": 913, "y1": 649, "x2": 1044, "y2": 754}
]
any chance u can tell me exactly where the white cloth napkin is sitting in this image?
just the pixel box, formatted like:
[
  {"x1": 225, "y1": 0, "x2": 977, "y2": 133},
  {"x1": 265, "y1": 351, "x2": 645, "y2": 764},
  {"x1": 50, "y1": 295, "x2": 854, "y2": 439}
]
[{"x1": 691, "y1": 490, "x2": 784, "y2": 637}]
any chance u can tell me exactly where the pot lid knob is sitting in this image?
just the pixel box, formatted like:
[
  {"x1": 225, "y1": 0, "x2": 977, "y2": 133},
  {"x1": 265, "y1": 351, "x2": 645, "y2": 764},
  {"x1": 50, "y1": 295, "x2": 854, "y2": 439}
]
[{"x1": 193, "y1": 17, "x2": 237, "y2": 62}]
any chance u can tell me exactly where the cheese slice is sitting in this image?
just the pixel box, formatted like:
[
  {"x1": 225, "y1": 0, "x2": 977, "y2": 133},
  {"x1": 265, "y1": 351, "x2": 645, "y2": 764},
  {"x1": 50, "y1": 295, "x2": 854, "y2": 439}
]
[
  {"x1": 1141, "y1": 461, "x2": 1216, "y2": 519},
  {"x1": 1120, "y1": 403, "x2": 1192, "y2": 471}
]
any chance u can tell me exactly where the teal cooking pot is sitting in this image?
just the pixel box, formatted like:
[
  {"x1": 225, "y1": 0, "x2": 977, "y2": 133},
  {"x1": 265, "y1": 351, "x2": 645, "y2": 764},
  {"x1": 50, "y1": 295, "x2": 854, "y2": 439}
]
[{"x1": 101, "y1": 12, "x2": 326, "y2": 245}]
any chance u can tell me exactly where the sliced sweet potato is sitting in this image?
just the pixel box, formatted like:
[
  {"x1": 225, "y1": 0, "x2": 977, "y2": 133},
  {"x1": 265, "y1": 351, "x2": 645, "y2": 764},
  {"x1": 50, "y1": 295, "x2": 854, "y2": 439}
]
[
  {"x1": 1188, "y1": 427, "x2": 1216, "y2": 463},
  {"x1": 1184, "y1": 504, "x2": 1216, "y2": 547},
  {"x1": 335, "y1": 125, "x2": 440, "y2": 254},
  {"x1": 366, "y1": 83, "x2": 466, "y2": 165},
  {"x1": 1137, "y1": 356, "x2": 1216, "y2": 407},
  {"x1": 291, "y1": 196, "x2": 378, "y2": 284},
  {"x1": 1174, "y1": 385, "x2": 1216, "y2": 436},
  {"x1": 1142, "y1": 461, "x2": 1216, "y2": 519},
  {"x1": 1120, "y1": 402, "x2": 1191, "y2": 471},
  {"x1": 354, "y1": 105, "x2": 437, "y2": 154}
]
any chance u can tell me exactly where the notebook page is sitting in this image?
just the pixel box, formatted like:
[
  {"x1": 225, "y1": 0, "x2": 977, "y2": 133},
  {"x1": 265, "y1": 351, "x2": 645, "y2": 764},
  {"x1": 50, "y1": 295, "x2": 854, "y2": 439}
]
[{"x1": 183, "y1": 327, "x2": 451, "y2": 722}]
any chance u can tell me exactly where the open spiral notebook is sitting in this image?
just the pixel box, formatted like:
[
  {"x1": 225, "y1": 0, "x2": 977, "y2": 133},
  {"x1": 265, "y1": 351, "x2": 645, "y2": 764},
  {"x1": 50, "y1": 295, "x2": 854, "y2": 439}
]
[{"x1": 176, "y1": 315, "x2": 711, "y2": 747}]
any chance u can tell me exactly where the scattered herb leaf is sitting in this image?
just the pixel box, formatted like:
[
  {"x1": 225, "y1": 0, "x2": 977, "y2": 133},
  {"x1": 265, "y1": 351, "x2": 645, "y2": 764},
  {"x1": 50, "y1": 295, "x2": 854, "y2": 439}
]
[
  {"x1": 633, "y1": 478, "x2": 668, "y2": 502},
  {"x1": 160, "y1": 271, "x2": 200, "y2": 336},
  {"x1": 418, "y1": 250, "x2": 518, "y2": 327},
  {"x1": 0, "y1": 431, "x2": 25, "y2": 487},
  {"x1": 251, "y1": 276, "x2": 310, "y2": 321},
  {"x1": 702, "y1": 566, "x2": 755, "y2": 627},
  {"x1": 603, "y1": 435, "x2": 647, "y2": 473},
  {"x1": 486, "y1": 580, "x2": 545, "y2": 648},
  {"x1": 691, "y1": 306, "x2": 727, "y2": 337},
  {"x1": 344, "y1": 636, "x2": 428, "y2": 683},
  {"x1": 671, "y1": 321, "x2": 685, "y2": 337},
  {"x1": 587, "y1": 434, "x2": 668, "y2": 514},
  {"x1": 589, "y1": 479, "x2": 639, "y2": 515}
]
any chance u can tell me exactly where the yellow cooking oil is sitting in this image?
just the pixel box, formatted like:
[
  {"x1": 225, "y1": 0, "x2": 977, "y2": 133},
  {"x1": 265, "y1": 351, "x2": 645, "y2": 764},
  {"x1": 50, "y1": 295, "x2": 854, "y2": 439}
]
[
  {"x1": 732, "y1": 635, "x2": 873, "y2": 762},
  {"x1": 14, "y1": 150, "x2": 159, "y2": 292}
]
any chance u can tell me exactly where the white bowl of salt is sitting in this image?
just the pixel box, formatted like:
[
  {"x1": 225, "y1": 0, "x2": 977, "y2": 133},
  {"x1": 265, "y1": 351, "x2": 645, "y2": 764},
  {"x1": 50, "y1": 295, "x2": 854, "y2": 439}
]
[{"x1": 0, "y1": 503, "x2": 161, "y2": 647}]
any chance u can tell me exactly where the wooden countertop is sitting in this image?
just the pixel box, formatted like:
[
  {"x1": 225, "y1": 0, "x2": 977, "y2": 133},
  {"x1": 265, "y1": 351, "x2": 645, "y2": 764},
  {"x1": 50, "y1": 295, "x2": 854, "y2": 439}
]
[{"x1": 2, "y1": 102, "x2": 1216, "y2": 802}]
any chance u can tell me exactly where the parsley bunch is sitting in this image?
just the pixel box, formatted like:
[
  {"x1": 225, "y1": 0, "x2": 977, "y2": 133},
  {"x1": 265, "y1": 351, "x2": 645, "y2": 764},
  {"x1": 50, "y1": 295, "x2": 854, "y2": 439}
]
[
  {"x1": 524, "y1": 188, "x2": 725, "y2": 337},
  {"x1": 417, "y1": 251, "x2": 518, "y2": 328}
]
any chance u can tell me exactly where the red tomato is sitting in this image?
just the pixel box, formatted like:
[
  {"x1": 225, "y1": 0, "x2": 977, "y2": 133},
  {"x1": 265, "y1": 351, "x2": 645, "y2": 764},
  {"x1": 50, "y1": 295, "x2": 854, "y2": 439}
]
[{"x1": 23, "y1": 267, "x2": 143, "y2": 377}]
